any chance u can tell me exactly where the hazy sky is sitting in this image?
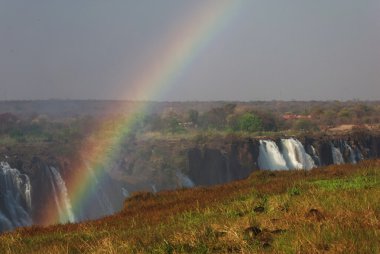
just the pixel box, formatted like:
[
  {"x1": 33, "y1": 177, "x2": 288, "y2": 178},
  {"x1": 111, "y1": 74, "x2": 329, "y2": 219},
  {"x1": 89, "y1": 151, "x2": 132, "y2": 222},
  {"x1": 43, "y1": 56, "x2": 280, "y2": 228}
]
[{"x1": 0, "y1": 0, "x2": 379, "y2": 101}]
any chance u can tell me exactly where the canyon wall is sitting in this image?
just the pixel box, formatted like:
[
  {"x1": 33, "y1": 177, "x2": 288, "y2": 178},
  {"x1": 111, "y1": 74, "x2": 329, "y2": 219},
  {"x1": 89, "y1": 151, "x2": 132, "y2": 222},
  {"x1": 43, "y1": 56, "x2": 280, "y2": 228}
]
[{"x1": 1, "y1": 131, "x2": 380, "y2": 232}]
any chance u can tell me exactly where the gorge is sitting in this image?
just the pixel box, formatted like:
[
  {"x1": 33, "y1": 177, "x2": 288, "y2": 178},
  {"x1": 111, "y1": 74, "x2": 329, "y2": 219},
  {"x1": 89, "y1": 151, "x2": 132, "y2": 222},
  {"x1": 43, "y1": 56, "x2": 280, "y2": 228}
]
[{"x1": 1, "y1": 131, "x2": 379, "y2": 232}]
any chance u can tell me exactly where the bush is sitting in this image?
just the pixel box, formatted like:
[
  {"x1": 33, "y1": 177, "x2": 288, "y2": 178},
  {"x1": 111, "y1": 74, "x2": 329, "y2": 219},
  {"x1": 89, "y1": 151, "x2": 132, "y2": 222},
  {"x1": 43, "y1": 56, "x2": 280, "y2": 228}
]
[
  {"x1": 10, "y1": 129, "x2": 26, "y2": 142},
  {"x1": 165, "y1": 115, "x2": 185, "y2": 134},
  {"x1": 293, "y1": 119, "x2": 319, "y2": 131},
  {"x1": 234, "y1": 113, "x2": 263, "y2": 132}
]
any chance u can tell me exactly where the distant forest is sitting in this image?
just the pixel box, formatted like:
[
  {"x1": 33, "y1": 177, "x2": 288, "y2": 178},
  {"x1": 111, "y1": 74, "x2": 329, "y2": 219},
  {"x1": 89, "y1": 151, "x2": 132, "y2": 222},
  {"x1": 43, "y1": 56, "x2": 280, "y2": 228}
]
[{"x1": 0, "y1": 100, "x2": 379, "y2": 144}]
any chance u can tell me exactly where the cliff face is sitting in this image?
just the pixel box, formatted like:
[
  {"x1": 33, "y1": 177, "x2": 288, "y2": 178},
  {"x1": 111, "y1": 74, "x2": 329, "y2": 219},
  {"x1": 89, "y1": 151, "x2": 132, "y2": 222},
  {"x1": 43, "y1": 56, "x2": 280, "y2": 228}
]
[
  {"x1": 0, "y1": 150, "x2": 125, "y2": 229},
  {"x1": 5, "y1": 131, "x2": 378, "y2": 196},
  {"x1": 187, "y1": 132, "x2": 380, "y2": 186},
  {"x1": 1, "y1": 131, "x2": 380, "y2": 232},
  {"x1": 188, "y1": 139, "x2": 259, "y2": 186}
]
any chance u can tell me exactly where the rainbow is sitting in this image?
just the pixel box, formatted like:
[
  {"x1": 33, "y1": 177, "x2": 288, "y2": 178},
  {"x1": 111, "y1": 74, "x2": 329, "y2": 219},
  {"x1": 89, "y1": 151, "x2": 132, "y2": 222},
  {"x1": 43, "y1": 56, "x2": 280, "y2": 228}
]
[{"x1": 42, "y1": 0, "x2": 242, "y2": 225}]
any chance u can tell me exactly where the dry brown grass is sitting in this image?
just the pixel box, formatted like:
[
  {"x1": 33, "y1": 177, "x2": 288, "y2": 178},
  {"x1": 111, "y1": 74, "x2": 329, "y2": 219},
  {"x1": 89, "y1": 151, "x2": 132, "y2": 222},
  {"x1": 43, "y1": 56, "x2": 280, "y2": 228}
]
[{"x1": 1, "y1": 160, "x2": 380, "y2": 253}]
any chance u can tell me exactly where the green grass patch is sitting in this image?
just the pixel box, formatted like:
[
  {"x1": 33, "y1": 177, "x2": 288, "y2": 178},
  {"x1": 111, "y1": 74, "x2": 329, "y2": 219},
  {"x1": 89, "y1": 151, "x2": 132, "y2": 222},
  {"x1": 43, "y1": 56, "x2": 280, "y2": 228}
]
[{"x1": 311, "y1": 175, "x2": 379, "y2": 190}]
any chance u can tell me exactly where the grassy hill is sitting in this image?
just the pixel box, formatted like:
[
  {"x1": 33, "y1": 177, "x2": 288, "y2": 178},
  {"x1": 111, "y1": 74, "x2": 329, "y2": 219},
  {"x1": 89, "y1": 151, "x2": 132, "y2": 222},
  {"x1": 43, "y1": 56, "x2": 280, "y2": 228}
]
[{"x1": 1, "y1": 160, "x2": 380, "y2": 253}]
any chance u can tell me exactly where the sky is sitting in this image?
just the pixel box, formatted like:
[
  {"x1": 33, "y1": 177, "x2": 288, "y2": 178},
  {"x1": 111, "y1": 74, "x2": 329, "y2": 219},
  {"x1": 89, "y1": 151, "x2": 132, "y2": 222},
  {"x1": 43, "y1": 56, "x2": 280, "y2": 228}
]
[{"x1": 0, "y1": 0, "x2": 379, "y2": 101}]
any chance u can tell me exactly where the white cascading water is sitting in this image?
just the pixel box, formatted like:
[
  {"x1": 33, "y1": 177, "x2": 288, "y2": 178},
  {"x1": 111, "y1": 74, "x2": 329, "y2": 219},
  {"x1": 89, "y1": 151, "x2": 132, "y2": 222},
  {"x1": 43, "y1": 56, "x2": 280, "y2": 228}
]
[
  {"x1": 151, "y1": 184, "x2": 157, "y2": 194},
  {"x1": 258, "y1": 140, "x2": 288, "y2": 170},
  {"x1": 0, "y1": 162, "x2": 32, "y2": 232},
  {"x1": 48, "y1": 167, "x2": 75, "y2": 223},
  {"x1": 344, "y1": 142, "x2": 357, "y2": 164},
  {"x1": 122, "y1": 187, "x2": 130, "y2": 198},
  {"x1": 176, "y1": 172, "x2": 195, "y2": 188},
  {"x1": 309, "y1": 145, "x2": 321, "y2": 166},
  {"x1": 281, "y1": 138, "x2": 316, "y2": 170},
  {"x1": 331, "y1": 144, "x2": 344, "y2": 164}
]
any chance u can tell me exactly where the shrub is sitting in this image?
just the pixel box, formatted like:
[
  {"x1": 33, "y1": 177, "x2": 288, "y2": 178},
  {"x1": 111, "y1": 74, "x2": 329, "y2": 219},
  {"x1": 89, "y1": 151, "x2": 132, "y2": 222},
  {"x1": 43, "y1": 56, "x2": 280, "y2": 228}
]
[
  {"x1": 235, "y1": 113, "x2": 263, "y2": 132},
  {"x1": 293, "y1": 119, "x2": 319, "y2": 131}
]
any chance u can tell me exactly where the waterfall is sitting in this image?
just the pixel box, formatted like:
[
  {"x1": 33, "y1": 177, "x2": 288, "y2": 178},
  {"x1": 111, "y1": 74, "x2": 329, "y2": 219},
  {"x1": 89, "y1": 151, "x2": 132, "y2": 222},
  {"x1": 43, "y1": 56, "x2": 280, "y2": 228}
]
[
  {"x1": 258, "y1": 140, "x2": 288, "y2": 170},
  {"x1": 309, "y1": 145, "x2": 321, "y2": 166},
  {"x1": 331, "y1": 144, "x2": 344, "y2": 164},
  {"x1": 355, "y1": 148, "x2": 364, "y2": 162},
  {"x1": 151, "y1": 184, "x2": 157, "y2": 194},
  {"x1": 281, "y1": 138, "x2": 315, "y2": 170},
  {"x1": 122, "y1": 187, "x2": 130, "y2": 198},
  {"x1": 176, "y1": 172, "x2": 195, "y2": 188},
  {"x1": 344, "y1": 142, "x2": 357, "y2": 164},
  {"x1": 0, "y1": 162, "x2": 32, "y2": 232},
  {"x1": 47, "y1": 167, "x2": 75, "y2": 223},
  {"x1": 344, "y1": 142, "x2": 363, "y2": 164}
]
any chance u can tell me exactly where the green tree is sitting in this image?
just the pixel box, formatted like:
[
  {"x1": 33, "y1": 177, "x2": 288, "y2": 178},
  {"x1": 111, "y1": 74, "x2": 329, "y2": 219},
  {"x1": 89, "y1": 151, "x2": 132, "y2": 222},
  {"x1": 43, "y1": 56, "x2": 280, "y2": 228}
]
[
  {"x1": 187, "y1": 109, "x2": 199, "y2": 125},
  {"x1": 162, "y1": 114, "x2": 185, "y2": 134},
  {"x1": 236, "y1": 113, "x2": 263, "y2": 132},
  {"x1": 293, "y1": 119, "x2": 318, "y2": 131},
  {"x1": 252, "y1": 110, "x2": 279, "y2": 131}
]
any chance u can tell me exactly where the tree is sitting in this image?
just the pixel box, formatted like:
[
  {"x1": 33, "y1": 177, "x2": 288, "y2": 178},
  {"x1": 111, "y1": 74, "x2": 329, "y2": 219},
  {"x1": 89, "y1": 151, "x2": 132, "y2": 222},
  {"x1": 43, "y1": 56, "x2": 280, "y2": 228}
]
[
  {"x1": 199, "y1": 104, "x2": 236, "y2": 130},
  {"x1": 187, "y1": 109, "x2": 199, "y2": 125},
  {"x1": 251, "y1": 110, "x2": 279, "y2": 131},
  {"x1": 293, "y1": 119, "x2": 318, "y2": 131},
  {"x1": 236, "y1": 113, "x2": 263, "y2": 132},
  {"x1": 162, "y1": 113, "x2": 185, "y2": 134}
]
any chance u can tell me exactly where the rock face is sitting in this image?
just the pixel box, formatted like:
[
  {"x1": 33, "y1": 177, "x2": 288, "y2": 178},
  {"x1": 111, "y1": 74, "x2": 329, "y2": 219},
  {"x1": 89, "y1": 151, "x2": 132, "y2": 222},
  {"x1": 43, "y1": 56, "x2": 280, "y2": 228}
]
[
  {"x1": 187, "y1": 131, "x2": 380, "y2": 186},
  {"x1": 0, "y1": 153, "x2": 125, "y2": 232},
  {"x1": 0, "y1": 131, "x2": 379, "y2": 232},
  {"x1": 188, "y1": 139, "x2": 259, "y2": 186}
]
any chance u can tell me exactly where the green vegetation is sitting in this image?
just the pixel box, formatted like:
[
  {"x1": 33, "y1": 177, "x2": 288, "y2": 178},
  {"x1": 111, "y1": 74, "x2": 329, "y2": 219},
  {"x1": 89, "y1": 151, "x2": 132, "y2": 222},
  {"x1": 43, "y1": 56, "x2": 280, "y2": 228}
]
[
  {"x1": 1, "y1": 101, "x2": 380, "y2": 146},
  {"x1": 0, "y1": 114, "x2": 88, "y2": 145},
  {"x1": 312, "y1": 175, "x2": 378, "y2": 190},
  {"x1": 1, "y1": 161, "x2": 380, "y2": 253},
  {"x1": 230, "y1": 112, "x2": 263, "y2": 132},
  {"x1": 292, "y1": 119, "x2": 319, "y2": 132}
]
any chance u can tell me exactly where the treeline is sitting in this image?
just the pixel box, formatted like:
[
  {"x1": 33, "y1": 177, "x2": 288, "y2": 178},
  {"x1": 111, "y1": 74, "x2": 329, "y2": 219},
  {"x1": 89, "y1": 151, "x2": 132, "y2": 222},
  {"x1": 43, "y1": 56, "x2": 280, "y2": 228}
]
[
  {"x1": 138, "y1": 104, "x2": 302, "y2": 134},
  {"x1": 138, "y1": 102, "x2": 380, "y2": 134},
  {"x1": 0, "y1": 101, "x2": 379, "y2": 143},
  {"x1": 0, "y1": 113, "x2": 90, "y2": 143},
  {"x1": 309, "y1": 103, "x2": 380, "y2": 126}
]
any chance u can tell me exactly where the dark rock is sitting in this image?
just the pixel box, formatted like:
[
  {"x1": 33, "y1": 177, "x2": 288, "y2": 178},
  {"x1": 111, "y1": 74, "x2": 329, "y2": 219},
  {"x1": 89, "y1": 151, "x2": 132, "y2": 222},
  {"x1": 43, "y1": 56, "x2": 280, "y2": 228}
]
[
  {"x1": 188, "y1": 140, "x2": 259, "y2": 186},
  {"x1": 253, "y1": 206, "x2": 265, "y2": 213}
]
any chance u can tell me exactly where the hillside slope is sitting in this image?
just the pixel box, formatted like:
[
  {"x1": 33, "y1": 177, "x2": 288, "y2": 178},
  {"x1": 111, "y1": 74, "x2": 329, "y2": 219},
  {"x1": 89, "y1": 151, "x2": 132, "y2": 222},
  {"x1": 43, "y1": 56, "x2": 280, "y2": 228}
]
[{"x1": 1, "y1": 160, "x2": 380, "y2": 253}]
